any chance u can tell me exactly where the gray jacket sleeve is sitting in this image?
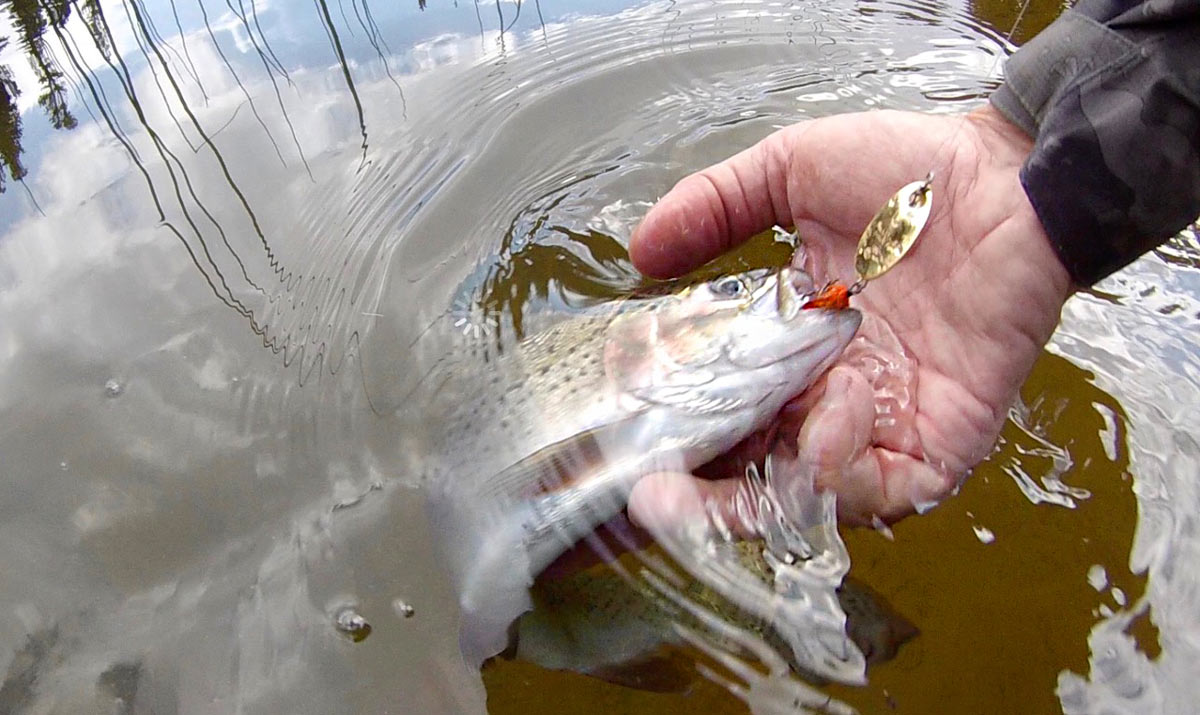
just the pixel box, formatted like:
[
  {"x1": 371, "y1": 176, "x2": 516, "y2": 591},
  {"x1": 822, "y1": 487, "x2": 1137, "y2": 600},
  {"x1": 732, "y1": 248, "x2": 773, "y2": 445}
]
[{"x1": 989, "y1": 0, "x2": 1200, "y2": 286}]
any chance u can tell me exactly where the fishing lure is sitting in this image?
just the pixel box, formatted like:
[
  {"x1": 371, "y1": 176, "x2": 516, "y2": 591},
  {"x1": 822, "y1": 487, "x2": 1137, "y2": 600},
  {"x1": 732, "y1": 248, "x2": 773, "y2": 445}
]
[{"x1": 802, "y1": 173, "x2": 934, "y2": 311}]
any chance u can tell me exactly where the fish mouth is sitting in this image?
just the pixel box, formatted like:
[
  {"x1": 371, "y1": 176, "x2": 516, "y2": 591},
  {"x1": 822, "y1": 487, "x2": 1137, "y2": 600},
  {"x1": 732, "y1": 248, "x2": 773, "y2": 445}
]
[
  {"x1": 758, "y1": 267, "x2": 817, "y2": 321},
  {"x1": 794, "y1": 306, "x2": 862, "y2": 362}
]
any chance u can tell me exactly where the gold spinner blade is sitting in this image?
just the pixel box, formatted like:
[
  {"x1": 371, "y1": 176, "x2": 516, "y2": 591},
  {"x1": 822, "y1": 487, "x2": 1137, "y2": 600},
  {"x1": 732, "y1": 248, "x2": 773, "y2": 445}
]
[{"x1": 854, "y1": 174, "x2": 933, "y2": 283}]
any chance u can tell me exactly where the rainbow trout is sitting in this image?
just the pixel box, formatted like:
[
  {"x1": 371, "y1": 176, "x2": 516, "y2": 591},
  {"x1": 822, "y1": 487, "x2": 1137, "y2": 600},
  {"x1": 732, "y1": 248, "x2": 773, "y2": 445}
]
[{"x1": 421, "y1": 263, "x2": 861, "y2": 665}]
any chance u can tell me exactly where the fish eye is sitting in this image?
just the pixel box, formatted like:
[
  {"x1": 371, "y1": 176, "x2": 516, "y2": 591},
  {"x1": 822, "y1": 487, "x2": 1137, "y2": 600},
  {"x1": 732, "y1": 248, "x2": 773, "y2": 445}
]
[{"x1": 711, "y1": 276, "x2": 748, "y2": 299}]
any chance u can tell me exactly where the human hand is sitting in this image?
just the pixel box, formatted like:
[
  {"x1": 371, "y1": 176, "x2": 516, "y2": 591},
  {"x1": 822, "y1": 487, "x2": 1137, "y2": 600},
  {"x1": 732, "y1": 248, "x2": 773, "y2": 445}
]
[{"x1": 626, "y1": 106, "x2": 1073, "y2": 528}]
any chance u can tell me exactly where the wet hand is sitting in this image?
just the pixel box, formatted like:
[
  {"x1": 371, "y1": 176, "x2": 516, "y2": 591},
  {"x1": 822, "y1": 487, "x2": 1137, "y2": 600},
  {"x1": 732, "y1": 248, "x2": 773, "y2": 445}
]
[{"x1": 626, "y1": 106, "x2": 1072, "y2": 528}]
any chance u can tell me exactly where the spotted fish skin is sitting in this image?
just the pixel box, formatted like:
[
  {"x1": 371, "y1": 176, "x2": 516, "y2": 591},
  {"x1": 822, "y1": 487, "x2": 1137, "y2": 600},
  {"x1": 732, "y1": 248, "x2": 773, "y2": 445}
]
[{"x1": 428, "y1": 314, "x2": 619, "y2": 498}]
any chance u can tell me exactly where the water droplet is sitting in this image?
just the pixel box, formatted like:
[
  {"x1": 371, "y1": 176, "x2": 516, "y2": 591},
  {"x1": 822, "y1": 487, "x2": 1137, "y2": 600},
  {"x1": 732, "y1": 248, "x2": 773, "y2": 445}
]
[
  {"x1": 392, "y1": 599, "x2": 415, "y2": 619},
  {"x1": 1087, "y1": 564, "x2": 1108, "y2": 592},
  {"x1": 912, "y1": 499, "x2": 940, "y2": 515},
  {"x1": 333, "y1": 606, "x2": 371, "y2": 642},
  {"x1": 1111, "y1": 587, "x2": 1127, "y2": 607},
  {"x1": 104, "y1": 379, "x2": 123, "y2": 398},
  {"x1": 59, "y1": 461, "x2": 69, "y2": 472},
  {"x1": 972, "y1": 525, "x2": 995, "y2": 544}
]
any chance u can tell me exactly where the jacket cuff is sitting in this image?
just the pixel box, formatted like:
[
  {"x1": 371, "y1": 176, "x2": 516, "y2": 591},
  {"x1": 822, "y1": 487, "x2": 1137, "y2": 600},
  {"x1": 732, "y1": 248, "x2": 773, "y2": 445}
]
[
  {"x1": 988, "y1": 10, "x2": 1134, "y2": 140},
  {"x1": 988, "y1": 8, "x2": 1198, "y2": 285}
]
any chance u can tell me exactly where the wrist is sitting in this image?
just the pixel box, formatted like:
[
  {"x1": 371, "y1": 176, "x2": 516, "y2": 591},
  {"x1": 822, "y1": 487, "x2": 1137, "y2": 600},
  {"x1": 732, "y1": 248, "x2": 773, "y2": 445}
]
[{"x1": 967, "y1": 104, "x2": 1075, "y2": 305}]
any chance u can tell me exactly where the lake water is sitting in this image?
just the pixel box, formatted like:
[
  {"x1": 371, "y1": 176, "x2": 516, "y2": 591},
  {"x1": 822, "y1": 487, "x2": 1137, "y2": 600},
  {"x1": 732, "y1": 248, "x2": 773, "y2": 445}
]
[{"x1": 0, "y1": 0, "x2": 1197, "y2": 713}]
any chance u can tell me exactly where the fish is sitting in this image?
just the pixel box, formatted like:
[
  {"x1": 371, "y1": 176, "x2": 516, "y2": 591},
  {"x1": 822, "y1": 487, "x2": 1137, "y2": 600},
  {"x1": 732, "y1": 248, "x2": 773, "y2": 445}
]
[
  {"x1": 509, "y1": 543, "x2": 919, "y2": 693},
  {"x1": 416, "y1": 259, "x2": 862, "y2": 667}
]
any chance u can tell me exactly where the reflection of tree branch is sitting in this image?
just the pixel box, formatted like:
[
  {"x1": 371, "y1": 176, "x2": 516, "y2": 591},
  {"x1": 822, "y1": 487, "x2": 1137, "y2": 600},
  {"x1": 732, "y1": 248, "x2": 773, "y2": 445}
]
[
  {"x1": 18, "y1": 176, "x2": 45, "y2": 215},
  {"x1": 130, "y1": 0, "x2": 204, "y2": 93},
  {"x1": 196, "y1": 0, "x2": 289, "y2": 167},
  {"x1": 118, "y1": 0, "x2": 202, "y2": 153},
  {"x1": 118, "y1": 0, "x2": 284, "y2": 294},
  {"x1": 193, "y1": 101, "x2": 244, "y2": 152},
  {"x1": 503, "y1": 0, "x2": 522, "y2": 34},
  {"x1": 534, "y1": 0, "x2": 549, "y2": 45},
  {"x1": 335, "y1": 0, "x2": 355, "y2": 39},
  {"x1": 357, "y1": 0, "x2": 407, "y2": 117},
  {"x1": 44, "y1": 34, "x2": 101, "y2": 127},
  {"x1": 231, "y1": 0, "x2": 289, "y2": 80},
  {"x1": 360, "y1": 0, "x2": 391, "y2": 54},
  {"x1": 54, "y1": 10, "x2": 141, "y2": 161},
  {"x1": 494, "y1": 0, "x2": 505, "y2": 51},
  {"x1": 221, "y1": 0, "x2": 313, "y2": 178},
  {"x1": 313, "y1": 0, "x2": 369, "y2": 165},
  {"x1": 46, "y1": 8, "x2": 263, "y2": 331},
  {"x1": 168, "y1": 0, "x2": 209, "y2": 104},
  {"x1": 473, "y1": 0, "x2": 484, "y2": 46},
  {"x1": 96, "y1": 1, "x2": 259, "y2": 264},
  {"x1": 244, "y1": 0, "x2": 289, "y2": 84}
]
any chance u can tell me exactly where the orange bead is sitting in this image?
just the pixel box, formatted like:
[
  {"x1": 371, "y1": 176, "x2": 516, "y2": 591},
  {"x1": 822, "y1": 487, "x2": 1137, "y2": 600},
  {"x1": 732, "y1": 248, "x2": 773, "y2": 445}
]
[{"x1": 801, "y1": 281, "x2": 851, "y2": 310}]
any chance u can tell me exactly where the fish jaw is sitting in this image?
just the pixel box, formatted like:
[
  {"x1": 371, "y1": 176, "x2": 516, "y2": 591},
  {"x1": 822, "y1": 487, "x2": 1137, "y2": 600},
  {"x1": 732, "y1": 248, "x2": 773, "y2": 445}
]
[{"x1": 759, "y1": 305, "x2": 862, "y2": 399}]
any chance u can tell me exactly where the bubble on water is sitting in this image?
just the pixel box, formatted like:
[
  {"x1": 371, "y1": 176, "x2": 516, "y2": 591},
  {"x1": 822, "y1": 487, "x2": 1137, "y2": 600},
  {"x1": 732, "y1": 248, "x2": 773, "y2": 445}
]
[
  {"x1": 332, "y1": 606, "x2": 371, "y2": 642},
  {"x1": 392, "y1": 599, "x2": 415, "y2": 618},
  {"x1": 1087, "y1": 565, "x2": 1108, "y2": 592},
  {"x1": 972, "y1": 525, "x2": 995, "y2": 544},
  {"x1": 103, "y1": 379, "x2": 123, "y2": 398}
]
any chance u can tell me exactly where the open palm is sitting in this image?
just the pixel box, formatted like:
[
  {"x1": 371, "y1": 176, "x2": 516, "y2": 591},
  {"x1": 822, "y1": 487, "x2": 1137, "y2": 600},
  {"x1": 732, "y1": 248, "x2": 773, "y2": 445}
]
[{"x1": 626, "y1": 107, "x2": 1073, "y2": 527}]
